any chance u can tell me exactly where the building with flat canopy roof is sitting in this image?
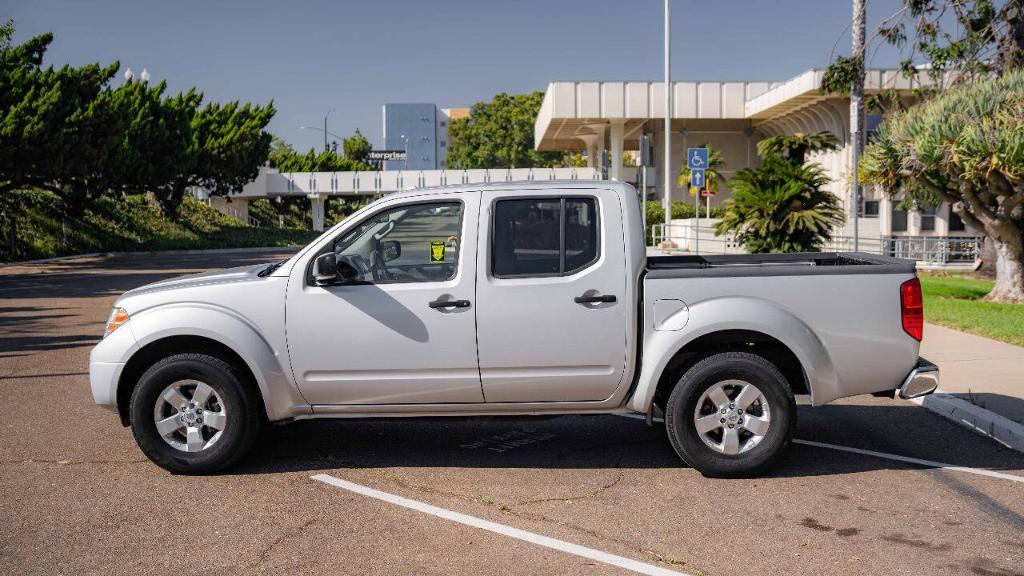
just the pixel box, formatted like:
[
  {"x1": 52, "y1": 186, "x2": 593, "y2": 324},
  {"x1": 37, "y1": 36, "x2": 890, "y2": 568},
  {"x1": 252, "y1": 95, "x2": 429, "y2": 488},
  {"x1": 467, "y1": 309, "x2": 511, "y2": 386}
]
[{"x1": 532, "y1": 68, "x2": 981, "y2": 255}]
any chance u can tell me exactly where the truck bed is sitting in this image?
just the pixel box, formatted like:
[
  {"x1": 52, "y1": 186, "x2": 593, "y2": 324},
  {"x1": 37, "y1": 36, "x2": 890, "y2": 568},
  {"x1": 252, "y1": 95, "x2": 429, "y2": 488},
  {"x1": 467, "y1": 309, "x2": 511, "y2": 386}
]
[{"x1": 645, "y1": 252, "x2": 916, "y2": 278}]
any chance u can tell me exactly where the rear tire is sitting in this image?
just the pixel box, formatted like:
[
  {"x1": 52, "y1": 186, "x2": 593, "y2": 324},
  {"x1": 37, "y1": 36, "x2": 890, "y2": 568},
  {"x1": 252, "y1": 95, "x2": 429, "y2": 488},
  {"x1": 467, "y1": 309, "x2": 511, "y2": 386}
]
[
  {"x1": 664, "y1": 351, "x2": 795, "y2": 478},
  {"x1": 129, "y1": 353, "x2": 262, "y2": 474}
]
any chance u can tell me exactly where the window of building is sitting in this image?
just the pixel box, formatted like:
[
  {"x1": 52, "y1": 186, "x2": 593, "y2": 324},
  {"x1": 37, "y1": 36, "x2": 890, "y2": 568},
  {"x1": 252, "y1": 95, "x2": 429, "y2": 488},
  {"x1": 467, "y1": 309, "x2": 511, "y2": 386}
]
[
  {"x1": 949, "y1": 210, "x2": 966, "y2": 231},
  {"x1": 892, "y1": 206, "x2": 908, "y2": 232},
  {"x1": 863, "y1": 200, "x2": 880, "y2": 218},
  {"x1": 440, "y1": 121, "x2": 447, "y2": 127},
  {"x1": 492, "y1": 197, "x2": 599, "y2": 278},
  {"x1": 920, "y1": 205, "x2": 936, "y2": 232},
  {"x1": 440, "y1": 140, "x2": 446, "y2": 148}
]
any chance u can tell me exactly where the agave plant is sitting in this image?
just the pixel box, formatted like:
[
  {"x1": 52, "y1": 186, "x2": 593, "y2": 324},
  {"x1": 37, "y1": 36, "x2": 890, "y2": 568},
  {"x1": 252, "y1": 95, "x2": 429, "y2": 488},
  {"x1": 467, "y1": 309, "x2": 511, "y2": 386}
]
[
  {"x1": 715, "y1": 156, "x2": 846, "y2": 253},
  {"x1": 756, "y1": 131, "x2": 841, "y2": 166}
]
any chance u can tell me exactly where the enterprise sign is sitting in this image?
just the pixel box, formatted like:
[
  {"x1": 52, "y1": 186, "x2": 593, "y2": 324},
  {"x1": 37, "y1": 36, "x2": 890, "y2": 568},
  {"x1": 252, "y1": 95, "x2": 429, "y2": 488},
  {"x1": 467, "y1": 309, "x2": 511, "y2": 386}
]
[{"x1": 367, "y1": 150, "x2": 408, "y2": 162}]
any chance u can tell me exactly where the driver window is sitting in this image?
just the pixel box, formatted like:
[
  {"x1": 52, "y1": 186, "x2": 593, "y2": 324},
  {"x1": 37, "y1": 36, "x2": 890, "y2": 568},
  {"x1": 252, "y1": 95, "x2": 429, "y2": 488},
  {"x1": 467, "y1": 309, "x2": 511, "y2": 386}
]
[{"x1": 333, "y1": 201, "x2": 463, "y2": 284}]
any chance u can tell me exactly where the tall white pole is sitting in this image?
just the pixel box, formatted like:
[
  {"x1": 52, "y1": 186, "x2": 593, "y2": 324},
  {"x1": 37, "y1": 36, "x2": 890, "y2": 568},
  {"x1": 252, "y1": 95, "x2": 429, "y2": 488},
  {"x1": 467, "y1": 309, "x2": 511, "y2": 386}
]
[
  {"x1": 663, "y1": 0, "x2": 672, "y2": 248},
  {"x1": 851, "y1": 0, "x2": 865, "y2": 252}
]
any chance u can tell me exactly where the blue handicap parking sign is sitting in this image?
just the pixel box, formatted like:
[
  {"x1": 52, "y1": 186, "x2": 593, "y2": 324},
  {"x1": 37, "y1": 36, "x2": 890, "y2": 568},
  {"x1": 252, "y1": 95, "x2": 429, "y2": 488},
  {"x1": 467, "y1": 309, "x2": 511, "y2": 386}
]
[
  {"x1": 688, "y1": 147, "x2": 708, "y2": 170},
  {"x1": 690, "y1": 168, "x2": 705, "y2": 188}
]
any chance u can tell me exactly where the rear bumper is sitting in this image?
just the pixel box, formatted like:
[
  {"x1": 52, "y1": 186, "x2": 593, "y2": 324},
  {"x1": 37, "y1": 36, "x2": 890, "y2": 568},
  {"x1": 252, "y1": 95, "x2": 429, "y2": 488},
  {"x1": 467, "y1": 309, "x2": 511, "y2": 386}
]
[{"x1": 898, "y1": 358, "x2": 939, "y2": 400}]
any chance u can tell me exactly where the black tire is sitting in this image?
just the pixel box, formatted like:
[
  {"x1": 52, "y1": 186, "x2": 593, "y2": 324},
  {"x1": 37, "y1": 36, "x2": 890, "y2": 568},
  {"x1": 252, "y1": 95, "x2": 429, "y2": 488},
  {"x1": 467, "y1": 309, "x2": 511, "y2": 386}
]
[
  {"x1": 664, "y1": 351, "x2": 795, "y2": 478},
  {"x1": 129, "y1": 353, "x2": 262, "y2": 474}
]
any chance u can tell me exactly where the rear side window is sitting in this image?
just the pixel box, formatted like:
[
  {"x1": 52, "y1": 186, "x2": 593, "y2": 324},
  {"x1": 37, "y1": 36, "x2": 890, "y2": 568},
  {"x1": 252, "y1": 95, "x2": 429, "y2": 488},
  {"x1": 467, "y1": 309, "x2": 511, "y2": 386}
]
[{"x1": 492, "y1": 197, "x2": 599, "y2": 277}]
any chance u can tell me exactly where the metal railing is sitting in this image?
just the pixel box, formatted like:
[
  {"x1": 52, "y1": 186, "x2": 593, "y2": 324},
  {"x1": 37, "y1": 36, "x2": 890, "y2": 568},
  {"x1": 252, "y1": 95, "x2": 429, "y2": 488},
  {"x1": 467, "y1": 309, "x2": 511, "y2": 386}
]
[
  {"x1": 881, "y1": 236, "x2": 983, "y2": 264},
  {"x1": 649, "y1": 221, "x2": 983, "y2": 265}
]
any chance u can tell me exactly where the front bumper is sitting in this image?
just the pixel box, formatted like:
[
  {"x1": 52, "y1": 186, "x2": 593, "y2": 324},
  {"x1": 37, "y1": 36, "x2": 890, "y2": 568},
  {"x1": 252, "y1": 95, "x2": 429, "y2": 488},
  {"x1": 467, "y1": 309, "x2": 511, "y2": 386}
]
[{"x1": 898, "y1": 357, "x2": 939, "y2": 399}]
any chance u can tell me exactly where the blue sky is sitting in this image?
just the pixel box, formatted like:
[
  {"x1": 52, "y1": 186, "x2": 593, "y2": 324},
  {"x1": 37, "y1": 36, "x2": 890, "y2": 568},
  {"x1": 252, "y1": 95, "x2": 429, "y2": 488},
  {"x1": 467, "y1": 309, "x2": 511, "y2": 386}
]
[{"x1": 5, "y1": 0, "x2": 907, "y2": 150}]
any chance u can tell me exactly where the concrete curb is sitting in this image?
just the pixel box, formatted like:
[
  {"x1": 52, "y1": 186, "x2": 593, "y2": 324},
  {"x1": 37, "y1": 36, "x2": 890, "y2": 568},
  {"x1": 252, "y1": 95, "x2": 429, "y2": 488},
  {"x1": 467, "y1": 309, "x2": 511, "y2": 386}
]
[
  {"x1": 2, "y1": 246, "x2": 302, "y2": 266},
  {"x1": 911, "y1": 390, "x2": 1024, "y2": 453}
]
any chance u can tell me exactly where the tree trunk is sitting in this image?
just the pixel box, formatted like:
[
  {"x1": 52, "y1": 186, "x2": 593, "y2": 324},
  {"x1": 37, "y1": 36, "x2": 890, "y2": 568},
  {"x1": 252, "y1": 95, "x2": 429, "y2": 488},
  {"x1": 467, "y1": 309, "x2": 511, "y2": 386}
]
[{"x1": 987, "y1": 236, "x2": 1024, "y2": 303}]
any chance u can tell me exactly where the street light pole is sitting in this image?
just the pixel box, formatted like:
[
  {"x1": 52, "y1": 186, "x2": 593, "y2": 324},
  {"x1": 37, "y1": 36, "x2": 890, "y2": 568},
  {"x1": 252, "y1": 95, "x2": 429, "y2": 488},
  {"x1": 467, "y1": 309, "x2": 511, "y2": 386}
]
[
  {"x1": 323, "y1": 108, "x2": 334, "y2": 152},
  {"x1": 663, "y1": 0, "x2": 672, "y2": 248}
]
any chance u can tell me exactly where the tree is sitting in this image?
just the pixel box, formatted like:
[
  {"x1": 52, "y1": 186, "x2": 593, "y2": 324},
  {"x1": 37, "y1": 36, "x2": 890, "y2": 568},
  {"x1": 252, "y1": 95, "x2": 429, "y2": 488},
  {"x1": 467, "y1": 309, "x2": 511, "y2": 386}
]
[
  {"x1": 822, "y1": 1, "x2": 1024, "y2": 108},
  {"x1": 268, "y1": 143, "x2": 371, "y2": 173},
  {"x1": 0, "y1": 23, "x2": 119, "y2": 198},
  {"x1": 715, "y1": 151, "x2": 845, "y2": 253},
  {"x1": 756, "y1": 131, "x2": 841, "y2": 166},
  {"x1": 156, "y1": 99, "x2": 276, "y2": 216},
  {"x1": 446, "y1": 92, "x2": 563, "y2": 169},
  {"x1": 677, "y1": 143, "x2": 725, "y2": 194},
  {"x1": 343, "y1": 128, "x2": 372, "y2": 166},
  {"x1": 862, "y1": 71, "x2": 1024, "y2": 302}
]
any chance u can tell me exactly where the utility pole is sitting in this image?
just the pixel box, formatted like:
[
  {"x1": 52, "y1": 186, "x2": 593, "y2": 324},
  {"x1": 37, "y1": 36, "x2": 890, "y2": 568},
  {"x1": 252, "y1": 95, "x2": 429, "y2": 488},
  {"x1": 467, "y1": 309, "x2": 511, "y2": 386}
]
[
  {"x1": 851, "y1": 0, "x2": 865, "y2": 252},
  {"x1": 663, "y1": 0, "x2": 672, "y2": 248},
  {"x1": 323, "y1": 108, "x2": 334, "y2": 152}
]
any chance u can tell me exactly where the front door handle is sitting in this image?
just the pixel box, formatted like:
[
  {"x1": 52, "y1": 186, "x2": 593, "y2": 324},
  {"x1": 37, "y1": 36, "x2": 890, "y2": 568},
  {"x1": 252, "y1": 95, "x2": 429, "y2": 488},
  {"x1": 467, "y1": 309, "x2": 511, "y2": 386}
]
[
  {"x1": 574, "y1": 294, "x2": 616, "y2": 304},
  {"x1": 429, "y1": 298, "x2": 471, "y2": 309}
]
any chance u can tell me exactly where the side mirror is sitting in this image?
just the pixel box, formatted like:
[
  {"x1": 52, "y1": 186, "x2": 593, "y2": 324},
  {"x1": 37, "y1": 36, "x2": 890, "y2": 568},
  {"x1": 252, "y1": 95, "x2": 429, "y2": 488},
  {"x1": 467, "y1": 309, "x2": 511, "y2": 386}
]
[
  {"x1": 312, "y1": 253, "x2": 338, "y2": 286},
  {"x1": 381, "y1": 240, "x2": 402, "y2": 262}
]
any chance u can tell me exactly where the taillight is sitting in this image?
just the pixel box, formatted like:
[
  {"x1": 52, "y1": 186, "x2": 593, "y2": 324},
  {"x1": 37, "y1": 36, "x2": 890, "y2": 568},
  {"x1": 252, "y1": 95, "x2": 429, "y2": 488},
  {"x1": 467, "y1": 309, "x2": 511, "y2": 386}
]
[{"x1": 900, "y1": 278, "x2": 923, "y2": 341}]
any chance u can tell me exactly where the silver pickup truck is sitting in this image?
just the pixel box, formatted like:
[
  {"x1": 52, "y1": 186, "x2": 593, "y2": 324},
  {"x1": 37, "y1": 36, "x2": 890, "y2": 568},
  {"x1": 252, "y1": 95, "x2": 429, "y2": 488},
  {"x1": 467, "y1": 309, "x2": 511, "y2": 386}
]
[{"x1": 90, "y1": 181, "x2": 938, "y2": 477}]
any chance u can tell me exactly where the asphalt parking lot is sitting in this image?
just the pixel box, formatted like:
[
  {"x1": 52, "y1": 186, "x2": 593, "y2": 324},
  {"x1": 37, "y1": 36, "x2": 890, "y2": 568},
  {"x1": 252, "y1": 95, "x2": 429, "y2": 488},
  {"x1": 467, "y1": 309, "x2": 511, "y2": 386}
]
[{"x1": 2, "y1": 250, "x2": 1023, "y2": 576}]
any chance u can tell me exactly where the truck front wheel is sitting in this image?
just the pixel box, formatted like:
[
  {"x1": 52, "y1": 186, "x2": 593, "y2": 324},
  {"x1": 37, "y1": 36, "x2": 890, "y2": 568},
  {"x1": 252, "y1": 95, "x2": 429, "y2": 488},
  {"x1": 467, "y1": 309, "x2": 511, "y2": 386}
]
[
  {"x1": 129, "y1": 353, "x2": 262, "y2": 474},
  {"x1": 664, "y1": 351, "x2": 796, "y2": 478}
]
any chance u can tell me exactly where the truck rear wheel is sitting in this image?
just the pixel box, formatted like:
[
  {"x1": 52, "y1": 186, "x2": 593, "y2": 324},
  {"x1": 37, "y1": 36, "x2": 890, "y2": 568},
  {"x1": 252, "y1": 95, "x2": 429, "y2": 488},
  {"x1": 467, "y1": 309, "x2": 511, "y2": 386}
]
[
  {"x1": 664, "y1": 351, "x2": 795, "y2": 478},
  {"x1": 129, "y1": 353, "x2": 262, "y2": 474}
]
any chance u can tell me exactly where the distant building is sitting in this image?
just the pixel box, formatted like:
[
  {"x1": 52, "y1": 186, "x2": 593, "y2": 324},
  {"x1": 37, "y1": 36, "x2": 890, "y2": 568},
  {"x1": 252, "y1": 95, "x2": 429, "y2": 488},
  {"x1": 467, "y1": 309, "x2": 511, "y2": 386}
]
[
  {"x1": 382, "y1": 104, "x2": 469, "y2": 171},
  {"x1": 533, "y1": 69, "x2": 983, "y2": 257}
]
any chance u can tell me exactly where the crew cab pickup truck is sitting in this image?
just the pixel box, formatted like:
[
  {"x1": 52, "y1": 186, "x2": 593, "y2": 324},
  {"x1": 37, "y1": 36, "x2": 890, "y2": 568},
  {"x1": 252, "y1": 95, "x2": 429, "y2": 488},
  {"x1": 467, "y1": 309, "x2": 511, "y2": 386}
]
[{"x1": 90, "y1": 181, "x2": 938, "y2": 477}]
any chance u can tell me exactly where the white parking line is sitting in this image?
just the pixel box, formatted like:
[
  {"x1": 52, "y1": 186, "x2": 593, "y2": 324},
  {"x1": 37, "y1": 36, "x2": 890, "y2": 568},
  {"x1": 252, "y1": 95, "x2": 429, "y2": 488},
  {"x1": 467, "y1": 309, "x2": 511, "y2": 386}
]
[
  {"x1": 612, "y1": 413, "x2": 1024, "y2": 484},
  {"x1": 791, "y1": 439, "x2": 1024, "y2": 483},
  {"x1": 311, "y1": 473, "x2": 691, "y2": 576}
]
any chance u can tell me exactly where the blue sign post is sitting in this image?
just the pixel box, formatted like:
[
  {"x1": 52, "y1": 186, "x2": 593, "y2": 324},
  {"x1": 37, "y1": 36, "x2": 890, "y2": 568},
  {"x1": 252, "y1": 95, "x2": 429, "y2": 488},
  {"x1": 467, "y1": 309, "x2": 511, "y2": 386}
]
[
  {"x1": 688, "y1": 147, "x2": 708, "y2": 170},
  {"x1": 690, "y1": 168, "x2": 706, "y2": 189},
  {"x1": 687, "y1": 148, "x2": 708, "y2": 254}
]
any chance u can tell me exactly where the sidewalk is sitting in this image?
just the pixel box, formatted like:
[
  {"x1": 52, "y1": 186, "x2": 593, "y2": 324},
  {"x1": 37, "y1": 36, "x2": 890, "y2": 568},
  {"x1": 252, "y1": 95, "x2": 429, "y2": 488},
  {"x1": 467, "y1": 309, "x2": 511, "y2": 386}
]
[{"x1": 918, "y1": 323, "x2": 1024, "y2": 450}]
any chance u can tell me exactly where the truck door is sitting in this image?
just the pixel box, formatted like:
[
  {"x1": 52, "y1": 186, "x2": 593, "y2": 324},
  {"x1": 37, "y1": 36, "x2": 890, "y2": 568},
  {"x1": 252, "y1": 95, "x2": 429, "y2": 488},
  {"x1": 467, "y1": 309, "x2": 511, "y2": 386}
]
[
  {"x1": 286, "y1": 193, "x2": 484, "y2": 405},
  {"x1": 474, "y1": 188, "x2": 629, "y2": 402}
]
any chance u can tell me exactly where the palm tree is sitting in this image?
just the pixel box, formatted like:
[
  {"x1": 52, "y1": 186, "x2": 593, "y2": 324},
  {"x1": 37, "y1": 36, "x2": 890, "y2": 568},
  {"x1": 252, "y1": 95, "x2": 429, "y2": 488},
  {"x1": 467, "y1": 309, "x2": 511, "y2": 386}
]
[
  {"x1": 756, "y1": 131, "x2": 841, "y2": 165},
  {"x1": 677, "y1": 143, "x2": 725, "y2": 193},
  {"x1": 715, "y1": 156, "x2": 846, "y2": 253}
]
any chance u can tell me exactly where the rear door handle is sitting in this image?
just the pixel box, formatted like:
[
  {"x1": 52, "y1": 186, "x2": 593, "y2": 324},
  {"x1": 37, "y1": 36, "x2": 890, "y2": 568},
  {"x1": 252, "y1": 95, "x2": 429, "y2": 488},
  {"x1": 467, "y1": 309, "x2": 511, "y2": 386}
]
[
  {"x1": 429, "y1": 299, "x2": 471, "y2": 309},
  {"x1": 574, "y1": 294, "x2": 616, "y2": 304}
]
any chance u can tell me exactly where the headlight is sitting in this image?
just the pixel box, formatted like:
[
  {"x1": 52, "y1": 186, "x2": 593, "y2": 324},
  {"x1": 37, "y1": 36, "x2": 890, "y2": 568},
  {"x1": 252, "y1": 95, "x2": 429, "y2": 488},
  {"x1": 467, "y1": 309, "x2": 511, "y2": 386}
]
[{"x1": 104, "y1": 308, "x2": 129, "y2": 337}]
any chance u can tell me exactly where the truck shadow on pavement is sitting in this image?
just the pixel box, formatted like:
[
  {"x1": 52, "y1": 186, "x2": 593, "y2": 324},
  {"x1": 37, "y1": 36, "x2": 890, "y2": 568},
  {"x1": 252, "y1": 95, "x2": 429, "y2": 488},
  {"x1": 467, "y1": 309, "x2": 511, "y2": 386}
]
[{"x1": 232, "y1": 402, "x2": 1024, "y2": 479}]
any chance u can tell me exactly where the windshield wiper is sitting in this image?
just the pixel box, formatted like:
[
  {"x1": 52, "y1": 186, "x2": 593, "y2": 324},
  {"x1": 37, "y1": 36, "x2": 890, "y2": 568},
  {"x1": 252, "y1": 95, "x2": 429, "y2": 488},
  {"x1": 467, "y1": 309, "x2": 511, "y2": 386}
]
[{"x1": 258, "y1": 262, "x2": 284, "y2": 277}]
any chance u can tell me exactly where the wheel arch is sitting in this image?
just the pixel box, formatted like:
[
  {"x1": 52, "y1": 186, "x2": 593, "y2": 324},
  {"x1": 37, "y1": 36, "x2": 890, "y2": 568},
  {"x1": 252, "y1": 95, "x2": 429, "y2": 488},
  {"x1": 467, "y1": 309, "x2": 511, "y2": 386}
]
[
  {"x1": 114, "y1": 304, "x2": 309, "y2": 426},
  {"x1": 627, "y1": 296, "x2": 840, "y2": 413}
]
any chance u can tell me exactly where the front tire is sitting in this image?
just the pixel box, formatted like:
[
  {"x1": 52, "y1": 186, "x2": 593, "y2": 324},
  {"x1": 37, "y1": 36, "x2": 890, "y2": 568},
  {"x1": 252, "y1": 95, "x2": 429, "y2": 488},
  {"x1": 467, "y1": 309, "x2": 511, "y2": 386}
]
[
  {"x1": 664, "y1": 352, "x2": 795, "y2": 478},
  {"x1": 129, "y1": 353, "x2": 262, "y2": 474}
]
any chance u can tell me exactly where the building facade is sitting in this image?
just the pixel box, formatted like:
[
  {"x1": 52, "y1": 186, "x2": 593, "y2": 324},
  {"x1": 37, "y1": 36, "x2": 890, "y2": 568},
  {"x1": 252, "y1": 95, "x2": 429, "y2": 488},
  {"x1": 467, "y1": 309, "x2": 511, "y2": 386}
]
[
  {"x1": 382, "y1": 103, "x2": 469, "y2": 171},
  {"x1": 532, "y1": 69, "x2": 983, "y2": 259}
]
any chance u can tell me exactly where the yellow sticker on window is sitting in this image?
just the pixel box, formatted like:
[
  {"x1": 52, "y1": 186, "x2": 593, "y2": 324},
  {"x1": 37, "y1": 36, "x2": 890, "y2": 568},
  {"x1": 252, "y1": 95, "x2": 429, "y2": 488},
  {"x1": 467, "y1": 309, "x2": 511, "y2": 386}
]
[{"x1": 430, "y1": 241, "x2": 446, "y2": 263}]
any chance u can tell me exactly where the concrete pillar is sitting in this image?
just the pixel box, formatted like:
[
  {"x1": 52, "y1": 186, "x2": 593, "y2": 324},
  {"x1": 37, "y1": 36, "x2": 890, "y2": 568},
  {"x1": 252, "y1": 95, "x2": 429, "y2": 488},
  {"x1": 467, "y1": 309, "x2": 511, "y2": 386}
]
[
  {"x1": 309, "y1": 194, "x2": 326, "y2": 232},
  {"x1": 578, "y1": 135, "x2": 600, "y2": 168},
  {"x1": 609, "y1": 120, "x2": 624, "y2": 181},
  {"x1": 579, "y1": 124, "x2": 607, "y2": 173}
]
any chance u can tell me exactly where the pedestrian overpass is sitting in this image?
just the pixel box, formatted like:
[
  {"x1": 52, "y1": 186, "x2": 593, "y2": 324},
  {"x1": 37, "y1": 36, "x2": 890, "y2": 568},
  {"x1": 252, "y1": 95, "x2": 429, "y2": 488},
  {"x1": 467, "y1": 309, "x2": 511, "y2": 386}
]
[{"x1": 194, "y1": 166, "x2": 650, "y2": 230}]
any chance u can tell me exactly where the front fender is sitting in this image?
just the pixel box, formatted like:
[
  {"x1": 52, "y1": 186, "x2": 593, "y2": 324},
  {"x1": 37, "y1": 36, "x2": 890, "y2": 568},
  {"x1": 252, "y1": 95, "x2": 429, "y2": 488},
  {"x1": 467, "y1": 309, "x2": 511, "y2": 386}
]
[
  {"x1": 121, "y1": 303, "x2": 310, "y2": 421},
  {"x1": 627, "y1": 296, "x2": 840, "y2": 413}
]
